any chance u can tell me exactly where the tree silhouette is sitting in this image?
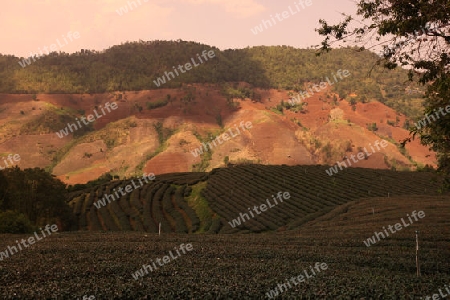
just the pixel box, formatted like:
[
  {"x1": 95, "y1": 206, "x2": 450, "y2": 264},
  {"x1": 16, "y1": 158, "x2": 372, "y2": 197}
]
[{"x1": 317, "y1": 0, "x2": 450, "y2": 189}]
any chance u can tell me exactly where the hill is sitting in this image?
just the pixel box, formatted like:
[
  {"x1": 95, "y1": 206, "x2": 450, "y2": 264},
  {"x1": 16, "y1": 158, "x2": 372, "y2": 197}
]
[
  {"x1": 1, "y1": 41, "x2": 424, "y2": 118},
  {"x1": 0, "y1": 41, "x2": 437, "y2": 183},
  {"x1": 0, "y1": 83, "x2": 435, "y2": 184}
]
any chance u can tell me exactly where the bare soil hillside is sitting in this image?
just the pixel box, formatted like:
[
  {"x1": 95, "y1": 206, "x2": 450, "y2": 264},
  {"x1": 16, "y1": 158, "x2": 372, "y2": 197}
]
[{"x1": 0, "y1": 84, "x2": 435, "y2": 184}]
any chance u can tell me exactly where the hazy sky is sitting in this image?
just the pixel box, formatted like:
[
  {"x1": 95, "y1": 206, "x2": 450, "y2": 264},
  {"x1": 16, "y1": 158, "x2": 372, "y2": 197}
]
[{"x1": 0, "y1": 0, "x2": 359, "y2": 57}]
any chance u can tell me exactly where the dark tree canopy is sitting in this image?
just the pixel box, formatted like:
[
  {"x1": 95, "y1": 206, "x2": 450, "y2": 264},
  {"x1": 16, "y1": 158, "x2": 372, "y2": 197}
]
[
  {"x1": 0, "y1": 167, "x2": 75, "y2": 231},
  {"x1": 317, "y1": 0, "x2": 450, "y2": 190}
]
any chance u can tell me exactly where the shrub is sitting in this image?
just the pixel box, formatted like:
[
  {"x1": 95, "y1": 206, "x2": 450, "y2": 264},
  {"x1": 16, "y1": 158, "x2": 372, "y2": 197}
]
[
  {"x1": 403, "y1": 119, "x2": 411, "y2": 129},
  {"x1": 146, "y1": 99, "x2": 168, "y2": 110},
  {"x1": 0, "y1": 210, "x2": 34, "y2": 233},
  {"x1": 366, "y1": 122, "x2": 378, "y2": 131},
  {"x1": 321, "y1": 142, "x2": 333, "y2": 160},
  {"x1": 387, "y1": 120, "x2": 396, "y2": 126},
  {"x1": 215, "y1": 113, "x2": 223, "y2": 128},
  {"x1": 275, "y1": 103, "x2": 284, "y2": 113},
  {"x1": 225, "y1": 96, "x2": 240, "y2": 111},
  {"x1": 271, "y1": 107, "x2": 283, "y2": 115},
  {"x1": 417, "y1": 164, "x2": 435, "y2": 172},
  {"x1": 83, "y1": 152, "x2": 93, "y2": 158},
  {"x1": 344, "y1": 140, "x2": 352, "y2": 152}
]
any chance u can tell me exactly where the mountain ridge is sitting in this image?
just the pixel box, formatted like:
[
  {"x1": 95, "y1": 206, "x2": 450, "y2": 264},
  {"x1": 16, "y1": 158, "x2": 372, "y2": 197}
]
[
  {"x1": 0, "y1": 40, "x2": 434, "y2": 184},
  {"x1": 1, "y1": 40, "x2": 423, "y2": 118}
]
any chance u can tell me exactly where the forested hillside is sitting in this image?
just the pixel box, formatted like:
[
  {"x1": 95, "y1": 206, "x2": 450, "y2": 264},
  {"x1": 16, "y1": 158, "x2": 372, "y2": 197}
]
[{"x1": 1, "y1": 40, "x2": 424, "y2": 118}]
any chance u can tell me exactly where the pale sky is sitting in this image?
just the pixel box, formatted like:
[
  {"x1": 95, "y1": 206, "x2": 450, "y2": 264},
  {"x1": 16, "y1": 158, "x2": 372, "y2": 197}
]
[{"x1": 0, "y1": 0, "x2": 359, "y2": 57}]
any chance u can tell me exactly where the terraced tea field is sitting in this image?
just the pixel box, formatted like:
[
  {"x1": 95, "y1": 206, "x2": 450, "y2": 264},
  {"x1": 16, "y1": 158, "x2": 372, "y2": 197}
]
[
  {"x1": 67, "y1": 165, "x2": 445, "y2": 234},
  {"x1": 2, "y1": 165, "x2": 447, "y2": 298},
  {"x1": 0, "y1": 195, "x2": 449, "y2": 299}
]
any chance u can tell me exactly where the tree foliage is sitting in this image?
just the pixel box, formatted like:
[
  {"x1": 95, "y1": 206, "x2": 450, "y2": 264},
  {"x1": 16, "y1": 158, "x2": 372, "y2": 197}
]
[
  {"x1": 0, "y1": 167, "x2": 75, "y2": 231},
  {"x1": 317, "y1": 0, "x2": 450, "y2": 189}
]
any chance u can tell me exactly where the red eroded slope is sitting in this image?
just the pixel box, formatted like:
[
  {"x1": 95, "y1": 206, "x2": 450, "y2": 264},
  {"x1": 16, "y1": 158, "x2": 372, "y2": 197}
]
[{"x1": 0, "y1": 83, "x2": 437, "y2": 184}]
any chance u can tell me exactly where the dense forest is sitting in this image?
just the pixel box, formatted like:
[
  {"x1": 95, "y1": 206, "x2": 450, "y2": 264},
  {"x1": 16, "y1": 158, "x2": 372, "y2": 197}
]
[
  {"x1": 0, "y1": 167, "x2": 75, "y2": 233},
  {"x1": 0, "y1": 40, "x2": 424, "y2": 118}
]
